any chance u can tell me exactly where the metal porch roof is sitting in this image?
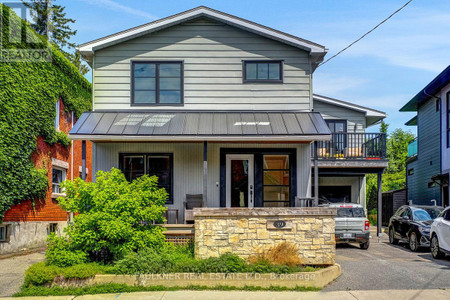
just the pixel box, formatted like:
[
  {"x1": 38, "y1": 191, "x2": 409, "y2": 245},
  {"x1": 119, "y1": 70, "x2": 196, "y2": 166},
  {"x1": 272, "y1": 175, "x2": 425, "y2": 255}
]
[{"x1": 69, "y1": 111, "x2": 331, "y2": 142}]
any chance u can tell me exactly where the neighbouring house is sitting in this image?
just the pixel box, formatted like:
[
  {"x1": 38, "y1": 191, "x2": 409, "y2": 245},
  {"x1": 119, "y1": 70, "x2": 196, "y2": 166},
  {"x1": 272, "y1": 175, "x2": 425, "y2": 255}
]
[
  {"x1": 71, "y1": 6, "x2": 387, "y2": 226},
  {"x1": 0, "y1": 5, "x2": 92, "y2": 255},
  {"x1": 400, "y1": 65, "x2": 450, "y2": 207},
  {"x1": 0, "y1": 99, "x2": 92, "y2": 255}
]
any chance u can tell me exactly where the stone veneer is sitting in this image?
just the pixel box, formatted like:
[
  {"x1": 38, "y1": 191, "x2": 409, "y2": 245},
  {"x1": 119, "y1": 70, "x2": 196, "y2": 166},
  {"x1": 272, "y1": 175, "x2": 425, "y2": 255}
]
[{"x1": 194, "y1": 207, "x2": 336, "y2": 265}]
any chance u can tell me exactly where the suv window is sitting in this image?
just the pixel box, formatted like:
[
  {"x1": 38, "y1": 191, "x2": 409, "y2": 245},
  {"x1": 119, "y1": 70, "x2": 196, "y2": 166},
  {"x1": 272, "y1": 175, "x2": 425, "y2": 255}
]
[
  {"x1": 395, "y1": 207, "x2": 405, "y2": 216},
  {"x1": 402, "y1": 208, "x2": 412, "y2": 220},
  {"x1": 337, "y1": 207, "x2": 366, "y2": 218},
  {"x1": 444, "y1": 210, "x2": 450, "y2": 221}
]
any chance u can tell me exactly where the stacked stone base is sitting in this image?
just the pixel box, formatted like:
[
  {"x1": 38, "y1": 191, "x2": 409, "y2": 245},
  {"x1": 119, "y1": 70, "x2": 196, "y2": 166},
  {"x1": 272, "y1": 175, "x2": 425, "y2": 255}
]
[{"x1": 194, "y1": 208, "x2": 336, "y2": 265}]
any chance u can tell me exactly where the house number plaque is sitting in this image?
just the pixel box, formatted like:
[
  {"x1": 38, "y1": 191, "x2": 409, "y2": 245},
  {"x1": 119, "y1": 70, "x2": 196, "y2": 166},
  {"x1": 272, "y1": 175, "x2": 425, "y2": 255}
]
[{"x1": 267, "y1": 220, "x2": 292, "y2": 230}]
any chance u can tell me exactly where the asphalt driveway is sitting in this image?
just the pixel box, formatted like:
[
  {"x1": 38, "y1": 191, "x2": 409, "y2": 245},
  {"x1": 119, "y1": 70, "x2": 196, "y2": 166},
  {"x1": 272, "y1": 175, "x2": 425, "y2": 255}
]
[
  {"x1": 325, "y1": 231, "x2": 450, "y2": 291},
  {"x1": 0, "y1": 251, "x2": 45, "y2": 297}
]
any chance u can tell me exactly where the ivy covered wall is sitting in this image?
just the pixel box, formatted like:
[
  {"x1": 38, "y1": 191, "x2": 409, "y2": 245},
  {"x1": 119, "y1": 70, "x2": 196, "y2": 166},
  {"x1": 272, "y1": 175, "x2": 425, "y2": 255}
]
[{"x1": 0, "y1": 4, "x2": 92, "y2": 221}]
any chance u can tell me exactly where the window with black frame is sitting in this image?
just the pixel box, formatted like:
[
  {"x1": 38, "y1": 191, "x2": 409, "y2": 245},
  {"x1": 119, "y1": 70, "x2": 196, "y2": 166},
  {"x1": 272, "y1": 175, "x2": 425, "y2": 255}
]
[
  {"x1": 243, "y1": 61, "x2": 282, "y2": 83},
  {"x1": 132, "y1": 62, "x2": 182, "y2": 105},
  {"x1": 120, "y1": 153, "x2": 173, "y2": 204},
  {"x1": 263, "y1": 155, "x2": 290, "y2": 207}
]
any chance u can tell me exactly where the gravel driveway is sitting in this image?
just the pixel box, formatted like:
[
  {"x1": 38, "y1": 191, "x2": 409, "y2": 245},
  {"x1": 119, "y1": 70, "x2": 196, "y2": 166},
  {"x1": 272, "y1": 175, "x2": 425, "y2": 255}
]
[
  {"x1": 325, "y1": 231, "x2": 450, "y2": 291},
  {"x1": 0, "y1": 251, "x2": 45, "y2": 297}
]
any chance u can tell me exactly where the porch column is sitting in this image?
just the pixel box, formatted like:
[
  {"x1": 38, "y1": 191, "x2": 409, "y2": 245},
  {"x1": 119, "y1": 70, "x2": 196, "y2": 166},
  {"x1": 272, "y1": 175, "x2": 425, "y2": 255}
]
[
  {"x1": 81, "y1": 140, "x2": 86, "y2": 181},
  {"x1": 313, "y1": 141, "x2": 319, "y2": 207},
  {"x1": 377, "y1": 171, "x2": 383, "y2": 242},
  {"x1": 203, "y1": 141, "x2": 207, "y2": 206}
]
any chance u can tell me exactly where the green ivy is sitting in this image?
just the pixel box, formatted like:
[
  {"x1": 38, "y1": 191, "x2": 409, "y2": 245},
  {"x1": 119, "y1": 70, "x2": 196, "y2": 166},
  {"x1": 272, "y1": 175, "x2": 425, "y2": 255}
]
[{"x1": 0, "y1": 5, "x2": 91, "y2": 221}]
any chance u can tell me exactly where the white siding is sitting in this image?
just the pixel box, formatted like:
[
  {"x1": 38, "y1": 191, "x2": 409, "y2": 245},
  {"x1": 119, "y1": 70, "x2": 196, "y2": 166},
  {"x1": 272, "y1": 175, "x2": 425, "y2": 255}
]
[
  {"x1": 313, "y1": 100, "x2": 366, "y2": 132},
  {"x1": 93, "y1": 142, "x2": 311, "y2": 222},
  {"x1": 93, "y1": 18, "x2": 312, "y2": 111}
]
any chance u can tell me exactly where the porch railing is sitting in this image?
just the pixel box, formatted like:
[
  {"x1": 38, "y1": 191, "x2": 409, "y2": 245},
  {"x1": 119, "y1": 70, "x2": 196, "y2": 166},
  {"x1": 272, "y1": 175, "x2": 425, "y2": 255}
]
[
  {"x1": 315, "y1": 133, "x2": 387, "y2": 160},
  {"x1": 407, "y1": 138, "x2": 418, "y2": 158}
]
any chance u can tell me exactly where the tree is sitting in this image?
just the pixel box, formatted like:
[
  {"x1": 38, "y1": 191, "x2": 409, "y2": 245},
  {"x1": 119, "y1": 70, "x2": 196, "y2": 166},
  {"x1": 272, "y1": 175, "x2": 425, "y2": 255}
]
[
  {"x1": 366, "y1": 123, "x2": 415, "y2": 210},
  {"x1": 47, "y1": 169, "x2": 168, "y2": 265},
  {"x1": 22, "y1": 0, "x2": 89, "y2": 75}
]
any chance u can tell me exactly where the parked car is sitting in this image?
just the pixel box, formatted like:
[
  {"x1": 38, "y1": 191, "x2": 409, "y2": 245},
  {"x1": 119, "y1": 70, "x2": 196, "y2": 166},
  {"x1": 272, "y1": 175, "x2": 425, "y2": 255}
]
[
  {"x1": 329, "y1": 203, "x2": 370, "y2": 249},
  {"x1": 430, "y1": 207, "x2": 450, "y2": 259},
  {"x1": 388, "y1": 205, "x2": 443, "y2": 251}
]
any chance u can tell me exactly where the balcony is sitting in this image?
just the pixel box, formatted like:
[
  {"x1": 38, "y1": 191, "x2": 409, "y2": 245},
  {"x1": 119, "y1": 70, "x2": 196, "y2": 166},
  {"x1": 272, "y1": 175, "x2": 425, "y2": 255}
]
[
  {"x1": 315, "y1": 133, "x2": 387, "y2": 160},
  {"x1": 407, "y1": 138, "x2": 418, "y2": 158}
]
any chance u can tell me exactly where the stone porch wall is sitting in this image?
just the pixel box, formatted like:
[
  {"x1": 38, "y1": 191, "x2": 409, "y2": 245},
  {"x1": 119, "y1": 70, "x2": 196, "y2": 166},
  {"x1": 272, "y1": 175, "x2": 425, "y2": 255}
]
[{"x1": 194, "y1": 208, "x2": 336, "y2": 265}]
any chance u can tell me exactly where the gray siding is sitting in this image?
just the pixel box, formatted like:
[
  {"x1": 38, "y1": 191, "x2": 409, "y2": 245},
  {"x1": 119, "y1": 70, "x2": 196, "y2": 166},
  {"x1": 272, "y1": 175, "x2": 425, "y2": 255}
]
[
  {"x1": 93, "y1": 142, "x2": 311, "y2": 222},
  {"x1": 93, "y1": 18, "x2": 312, "y2": 111},
  {"x1": 406, "y1": 98, "x2": 441, "y2": 204},
  {"x1": 313, "y1": 100, "x2": 366, "y2": 132}
]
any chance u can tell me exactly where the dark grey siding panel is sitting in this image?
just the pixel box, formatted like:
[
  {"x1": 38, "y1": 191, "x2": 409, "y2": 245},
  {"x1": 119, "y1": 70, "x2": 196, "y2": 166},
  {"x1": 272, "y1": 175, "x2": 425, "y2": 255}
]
[
  {"x1": 226, "y1": 114, "x2": 242, "y2": 135},
  {"x1": 406, "y1": 98, "x2": 441, "y2": 205},
  {"x1": 283, "y1": 113, "x2": 303, "y2": 134},
  {"x1": 213, "y1": 113, "x2": 227, "y2": 135},
  {"x1": 78, "y1": 113, "x2": 103, "y2": 134},
  {"x1": 254, "y1": 113, "x2": 272, "y2": 135},
  {"x1": 92, "y1": 113, "x2": 117, "y2": 134},
  {"x1": 240, "y1": 113, "x2": 257, "y2": 134},
  {"x1": 71, "y1": 113, "x2": 89, "y2": 133},
  {"x1": 268, "y1": 114, "x2": 288, "y2": 134}
]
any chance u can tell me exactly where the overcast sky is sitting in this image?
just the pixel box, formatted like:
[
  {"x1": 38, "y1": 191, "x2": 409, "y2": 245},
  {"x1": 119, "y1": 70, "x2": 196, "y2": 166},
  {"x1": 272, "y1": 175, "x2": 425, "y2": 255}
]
[{"x1": 54, "y1": 0, "x2": 450, "y2": 133}]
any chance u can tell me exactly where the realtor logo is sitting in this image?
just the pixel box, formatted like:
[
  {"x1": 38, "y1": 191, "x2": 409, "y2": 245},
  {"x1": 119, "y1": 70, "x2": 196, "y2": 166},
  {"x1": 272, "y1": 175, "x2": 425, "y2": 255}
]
[{"x1": 0, "y1": 1, "x2": 52, "y2": 62}]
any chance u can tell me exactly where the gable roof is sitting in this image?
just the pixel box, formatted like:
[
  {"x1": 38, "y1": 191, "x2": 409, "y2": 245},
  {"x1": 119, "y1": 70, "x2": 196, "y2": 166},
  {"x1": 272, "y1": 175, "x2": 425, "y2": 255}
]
[
  {"x1": 400, "y1": 65, "x2": 450, "y2": 112},
  {"x1": 78, "y1": 6, "x2": 327, "y2": 69},
  {"x1": 313, "y1": 94, "x2": 386, "y2": 127}
]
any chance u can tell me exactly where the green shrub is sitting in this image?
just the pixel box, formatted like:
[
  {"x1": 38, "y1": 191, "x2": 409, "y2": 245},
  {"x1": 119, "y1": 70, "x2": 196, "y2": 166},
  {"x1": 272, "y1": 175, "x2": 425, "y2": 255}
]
[
  {"x1": 23, "y1": 262, "x2": 113, "y2": 287},
  {"x1": 45, "y1": 234, "x2": 87, "y2": 267},
  {"x1": 46, "y1": 168, "x2": 168, "y2": 265},
  {"x1": 23, "y1": 262, "x2": 59, "y2": 287}
]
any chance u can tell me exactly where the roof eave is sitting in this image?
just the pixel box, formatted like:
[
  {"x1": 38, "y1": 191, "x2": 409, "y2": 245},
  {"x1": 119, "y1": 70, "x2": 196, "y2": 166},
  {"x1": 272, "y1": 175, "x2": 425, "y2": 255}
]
[{"x1": 77, "y1": 7, "x2": 327, "y2": 58}]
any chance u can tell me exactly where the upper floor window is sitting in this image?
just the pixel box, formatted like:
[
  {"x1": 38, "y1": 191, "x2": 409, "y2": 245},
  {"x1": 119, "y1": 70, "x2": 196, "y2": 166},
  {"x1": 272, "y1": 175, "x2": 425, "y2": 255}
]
[
  {"x1": 325, "y1": 120, "x2": 347, "y2": 133},
  {"x1": 243, "y1": 61, "x2": 283, "y2": 83},
  {"x1": 132, "y1": 62, "x2": 183, "y2": 105},
  {"x1": 52, "y1": 167, "x2": 66, "y2": 193}
]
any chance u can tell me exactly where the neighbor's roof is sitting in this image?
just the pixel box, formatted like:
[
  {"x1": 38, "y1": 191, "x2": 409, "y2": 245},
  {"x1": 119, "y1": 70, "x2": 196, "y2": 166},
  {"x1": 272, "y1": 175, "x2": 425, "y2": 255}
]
[
  {"x1": 400, "y1": 65, "x2": 450, "y2": 112},
  {"x1": 69, "y1": 111, "x2": 331, "y2": 142},
  {"x1": 313, "y1": 94, "x2": 386, "y2": 127},
  {"x1": 77, "y1": 6, "x2": 327, "y2": 69}
]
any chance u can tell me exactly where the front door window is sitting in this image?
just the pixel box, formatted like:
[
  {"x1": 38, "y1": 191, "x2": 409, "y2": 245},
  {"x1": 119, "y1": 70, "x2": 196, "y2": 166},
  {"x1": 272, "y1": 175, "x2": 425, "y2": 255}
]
[{"x1": 226, "y1": 155, "x2": 254, "y2": 208}]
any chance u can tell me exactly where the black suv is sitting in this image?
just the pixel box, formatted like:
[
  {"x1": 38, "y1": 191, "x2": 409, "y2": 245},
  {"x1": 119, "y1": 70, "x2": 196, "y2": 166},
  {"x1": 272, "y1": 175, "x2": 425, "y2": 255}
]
[{"x1": 388, "y1": 205, "x2": 443, "y2": 251}]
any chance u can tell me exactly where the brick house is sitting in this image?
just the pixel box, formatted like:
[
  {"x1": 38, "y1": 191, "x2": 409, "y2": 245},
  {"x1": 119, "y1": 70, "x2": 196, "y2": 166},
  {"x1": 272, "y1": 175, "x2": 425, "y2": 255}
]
[{"x1": 0, "y1": 99, "x2": 92, "y2": 255}]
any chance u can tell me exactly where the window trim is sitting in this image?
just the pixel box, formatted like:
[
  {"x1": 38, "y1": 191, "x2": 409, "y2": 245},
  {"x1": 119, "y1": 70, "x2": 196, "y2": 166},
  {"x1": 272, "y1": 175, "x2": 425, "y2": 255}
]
[
  {"x1": 51, "y1": 167, "x2": 66, "y2": 195},
  {"x1": 130, "y1": 61, "x2": 184, "y2": 106},
  {"x1": 242, "y1": 60, "x2": 283, "y2": 83},
  {"x1": 55, "y1": 99, "x2": 60, "y2": 131},
  {"x1": 0, "y1": 224, "x2": 11, "y2": 242},
  {"x1": 119, "y1": 153, "x2": 174, "y2": 204}
]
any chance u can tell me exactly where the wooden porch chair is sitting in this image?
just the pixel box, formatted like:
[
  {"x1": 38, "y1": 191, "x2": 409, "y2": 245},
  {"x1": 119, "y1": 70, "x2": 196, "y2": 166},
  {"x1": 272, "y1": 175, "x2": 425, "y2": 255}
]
[{"x1": 184, "y1": 194, "x2": 203, "y2": 224}]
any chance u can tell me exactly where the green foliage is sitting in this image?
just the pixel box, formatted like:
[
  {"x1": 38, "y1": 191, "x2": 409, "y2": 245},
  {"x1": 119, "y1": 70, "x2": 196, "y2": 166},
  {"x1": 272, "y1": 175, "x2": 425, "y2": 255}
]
[
  {"x1": 47, "y1": 169, "x2": 168, "y2": 264},
  {"x1": 23, "y1": 262, "x2": 112, "y2": 287},
  {"x1": 0, "y1": 4, "x2": 91, "y2": 221},
  {"x1": 45, "y1": 233, "x2": 87, "y2": 267},
  {"x1": 15, "y1": 283, "x2": 320, "y2": 297},
  {"x1": 366, "y1": 123, "x2": 416, "y2": 210},
  {"x1": 113, "y1": 248, "x2": 317, "y2": 275}
]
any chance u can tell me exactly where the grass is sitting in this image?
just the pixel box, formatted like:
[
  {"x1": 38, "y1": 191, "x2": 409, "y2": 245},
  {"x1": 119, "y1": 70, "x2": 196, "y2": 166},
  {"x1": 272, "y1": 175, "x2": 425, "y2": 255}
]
[{"x1": 14, "y1": 283, "x2": 321, "y2": 297}]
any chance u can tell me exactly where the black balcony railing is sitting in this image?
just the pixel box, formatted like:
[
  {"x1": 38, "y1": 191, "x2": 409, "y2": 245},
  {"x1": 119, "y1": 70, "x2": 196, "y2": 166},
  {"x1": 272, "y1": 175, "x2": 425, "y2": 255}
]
[{"x1": 315, "y1": 133, "x2": 387, "y2": 160}]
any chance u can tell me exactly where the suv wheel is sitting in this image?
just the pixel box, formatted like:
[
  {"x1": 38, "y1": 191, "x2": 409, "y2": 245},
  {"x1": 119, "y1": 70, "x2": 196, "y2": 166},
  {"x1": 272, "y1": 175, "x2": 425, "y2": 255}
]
[
  {"x1": 389, "y1": 227, "x2": 399, "y2": 245},
  {"x1": 431, "y1": 235, "x2": 445, "y2": 259},
  {"x1": 409, "y1": 232, "x2": 419, "y2": 252},
  {"x1": 360, "y1": 241, "x2": 370, "y2": 250}
]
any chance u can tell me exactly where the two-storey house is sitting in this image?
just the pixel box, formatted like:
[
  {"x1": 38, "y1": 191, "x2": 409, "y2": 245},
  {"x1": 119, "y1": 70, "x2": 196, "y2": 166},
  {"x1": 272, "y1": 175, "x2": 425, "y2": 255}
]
[
  {"x1": 71, "y1": 7, "x2": 387, "y2": 224},
  {"x1": 400, "y1": 65, "x2": 450, "y2": 207}
]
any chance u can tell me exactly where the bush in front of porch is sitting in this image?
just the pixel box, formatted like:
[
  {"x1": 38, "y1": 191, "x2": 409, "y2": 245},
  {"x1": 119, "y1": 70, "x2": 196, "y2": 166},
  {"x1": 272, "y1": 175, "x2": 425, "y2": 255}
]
[{"x1": 48, "y1": 168, "x2": 168, "y2": 266}]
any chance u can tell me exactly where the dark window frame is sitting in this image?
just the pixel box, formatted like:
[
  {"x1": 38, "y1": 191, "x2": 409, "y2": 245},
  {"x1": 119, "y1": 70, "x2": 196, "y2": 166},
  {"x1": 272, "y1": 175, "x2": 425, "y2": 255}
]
[
  {"x1": 408, "y1": 168, "x2": 414, "y2": 176},
  {"x1": 119, "y1": 153, "x2": 174, "y2": 204},
  {"x1": 262, "y1": 154, "x2": 290, "y2": 207},
  {"x1": 131, "y1": 61, "x2": 184, "y2": 106},
  {"x1": 242, "y1": 60, "x2": 283, "y2": 83}
]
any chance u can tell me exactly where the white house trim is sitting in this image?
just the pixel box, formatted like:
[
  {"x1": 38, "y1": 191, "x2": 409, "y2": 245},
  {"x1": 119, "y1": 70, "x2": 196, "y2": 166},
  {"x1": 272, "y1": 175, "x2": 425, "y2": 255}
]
[{"x1": 78, "y1": 6, "x2": 327, "y2": 66}]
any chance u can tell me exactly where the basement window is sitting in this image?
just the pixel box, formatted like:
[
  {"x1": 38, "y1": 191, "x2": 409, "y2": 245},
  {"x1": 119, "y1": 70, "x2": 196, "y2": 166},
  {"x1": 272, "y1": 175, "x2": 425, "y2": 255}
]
[
  {"x1": 408, "y1": 169, "x2": 414, "y2": 176},
  {"x1": 0, "y1": 225, "x2": 11, "y2": 242},
  {"x1": 48, "y1": 223, "x2": 58, "y2": 235}
]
